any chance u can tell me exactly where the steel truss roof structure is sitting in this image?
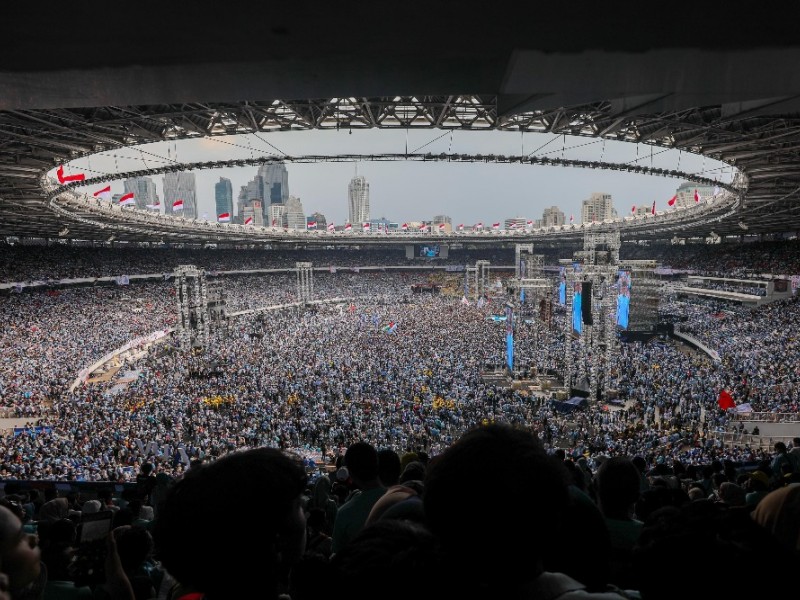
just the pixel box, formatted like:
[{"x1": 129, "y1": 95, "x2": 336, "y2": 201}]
[{"x1": 3, "y1": 3, "x2": 800, "y2": 244}]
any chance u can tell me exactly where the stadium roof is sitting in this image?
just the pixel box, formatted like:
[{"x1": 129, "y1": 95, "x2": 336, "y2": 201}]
[{"x1": 3, "y1": 2, "x2": 800, "y2": 242}]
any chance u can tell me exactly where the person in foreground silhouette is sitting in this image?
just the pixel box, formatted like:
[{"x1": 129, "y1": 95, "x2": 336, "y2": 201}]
[{"x1": 422, "y1": 423, "x2": 639, "y2": 600}]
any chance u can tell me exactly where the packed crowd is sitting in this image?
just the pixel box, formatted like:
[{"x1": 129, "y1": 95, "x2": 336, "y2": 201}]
[
  {"x1": 3, "y1": 237, "x2": 799, "y2": 284},
  {"x1": 0, "y1": 255, "x2": 798, "y2": 484}
]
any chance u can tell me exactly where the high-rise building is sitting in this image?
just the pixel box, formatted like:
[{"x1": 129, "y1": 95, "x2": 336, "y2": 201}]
[
  {"x1": 123, "y1": 176, "x2": 159, "y2": 212},
  {"x1": 542, "y1": 206, "x2": 566, "y2": 226},
  {"x1": 348, "y1": 175, "x2": 370, "y2": 225},
  {"x1": 581, "y1": 192, "x2": 614, "y2": 224},
  {"x1": 259, "y1": 162, "x2": 289, "y2": 205},
  {"x1": 242, "y1": 201, "x2": 264, "y2": 226},
  {"x1": 267, "y1": 203, "x2": 285, "y2": 228},
  {"x1": 504, "y1": 217, "x2": 527, "y2": 230},
  {"x1": 284, "y1": 195, "x2": 306, "y2": 230},
  {"x1": 215, "y1": 177, "x2": 233, "y2": 221},
  {"x1": 238, "y1": 162, "x2": 289, "y2": 221},
  {"x1": 674, "y1": 181, "x2": 716, "y2": 208},
  {"x1": 309, "y1": 212, "x2": 328, "y2": 230},
  {"x1": 163, "y1": 172, "x2": 198, "y2": 219}
]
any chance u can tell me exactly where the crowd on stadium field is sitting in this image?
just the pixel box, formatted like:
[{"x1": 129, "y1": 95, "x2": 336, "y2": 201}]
[{"x1": 0, "y1": 255, "x2": 798, "y2": 484}]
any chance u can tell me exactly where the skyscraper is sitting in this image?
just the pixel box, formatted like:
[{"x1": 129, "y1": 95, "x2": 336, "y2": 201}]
[
  {"x1": 581, "y1": 192, "x2": 614, "y2": 224},
  {"x1": 215, "y1": 177, "x2": 233, "y2": 221},
  {"x1": 284, "y1": 195, "x2": 306, "y2": 230},
  {"x1": 239, "y1": 162, "x2": 289, "y2": 221},
  {"x1": 163, "y1": 172, "x2": 198, "y2": 219},
  {"x1": 348, "y1": 175, "x2": 370, "y2": 225},
  {"x1": 259, "y1": 162, "x2": 289, "y2": 205},
  {"x1": 123, "y1": 176, "x2": 159, "y2": 211},
  {"x1": 542, "y1": 206, "x2": 566, "y2": 226}
]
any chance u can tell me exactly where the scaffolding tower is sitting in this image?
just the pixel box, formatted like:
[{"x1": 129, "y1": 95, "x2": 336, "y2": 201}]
[
  {"x1": 474, "y1": 260, "x2": 491, "y2": 300},
  {"x1": 562, "y1": 230, "x2": 621, "y2": 402},
  {"x1": 296, "y1": 262, "x2": 314, "y2": 303},
  {"x1": 174, "y1": 265, "x2": 210, "y2": 352}
]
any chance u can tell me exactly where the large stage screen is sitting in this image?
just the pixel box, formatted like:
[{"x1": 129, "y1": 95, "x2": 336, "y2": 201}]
[
  {"x1": 572, "y1": 281, "x2": 583, "y2": 334},
  {"x1": 409, "y1": 244, "x2": 448, "y2": 259},
  {"x1": 616, "y1": 270, "x2": 631, "y2": 329}
]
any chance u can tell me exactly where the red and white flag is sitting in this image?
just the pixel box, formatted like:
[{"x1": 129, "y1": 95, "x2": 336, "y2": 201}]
[
  {"x1": 438, "y1": 223, "x2": 446, "y2": 231},
  {"x1": 307, "y1": 221, "x2": 317, "y2": 229},
  {"x1": 717, "y1": 389, "x2": 736, "y2": 411},
  {"x1": 651, "y1": 200, "x2": 656, "y2": 215},
  {"x1": 667, "y1": 194, "x2": 677, "y2": 207},
  {"x1": 218, "y1": 212, "x2": 231, "y2": 222},
  {"x1": 420, "y1": 224, "x2": 429, "y2": 232},
  {"x1": 475, "y1": 222, "x2": 484, "y2": 230},
  {"x1": 119, "y1": 192, "x2": 135, "y2": 206},
  {"x1": 401, "y1": 223, "x2": 409, "y2": 230},
  {"x1": 271, "y1": 218, "x2": 277, "y2": 227},
  {"x1": 491, "y1": 222, "x2": 500, "y2": 230},
  {"x1": 569, "y1": 214, "x2": 574, "y2": 223},
  {"x1": 93, "y1": 185, "x2": 112, "y2": 201},
  {"x1": 694, "y1": 189, "x2": 701, "y2": 203},
  {"x1": 327, "y1": 222, "x2": 335, "y2": 232},
  {"x1": 145, "y1": 200, "x2": 160, "y2": 210},
  {"x1": 172, "y1": 199, "x2": 184, "y2": 212},
  {"x1": 526, "y1": 220, "x2": 533, "y2": 227},
  {"x1": 56, "y1": 164, "x2": 85, "y2": 184},
  {"x1": 244, "y1": 216, "x2": 254, "y2": 225},
  {"x1": 457, "y1": 224, "x2": 464, "y2": 231},
  {"x1": 344, "y1": 223, "x2": 352, "y2": 232},
  {"x1": 362, "y1": 222, "x2": 370, "y2": 231}
]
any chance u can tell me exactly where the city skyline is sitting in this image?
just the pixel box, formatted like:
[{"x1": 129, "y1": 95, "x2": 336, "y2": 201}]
[{"x1": 67, "y1": 128, "x2": 733, "y2": 226}]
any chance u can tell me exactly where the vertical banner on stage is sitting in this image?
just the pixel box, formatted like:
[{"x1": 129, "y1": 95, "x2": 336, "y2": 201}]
[
  {"x1": 505, "y1": 303, "x2": 514, "y2": 371},
  {"x1": 558, "y1": 267, "x2": 566, "y2": 305},
  {"x1": 572, "y1": 281, "x2": 583, "y2": 334},
  {"x1": 617, "y1": 270, "x2": 631, "y2": 329}
]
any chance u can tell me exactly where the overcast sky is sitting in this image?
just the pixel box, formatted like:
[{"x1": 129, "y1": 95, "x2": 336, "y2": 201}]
[{"x1": 69, "y1": 129, "x2": 733, "y2": 225}]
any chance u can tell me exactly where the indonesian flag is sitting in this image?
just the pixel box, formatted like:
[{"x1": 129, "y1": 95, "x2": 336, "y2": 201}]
[
  {"x1": 172, "y1": 199, "x2": 184, "y2": 212},
  {"x1": 420, "y1": 224, "x2": 429, "y2": 232},
  {"x1": 271, "y1": 219, "x2": 277, "y2": 227},
  {"x1": 327, "y1": 223, "x2": 335, "y2": 232},
  {"x1": 244, "y1": 216, "x2": 254, "y2": 225},
  {"x1": 667, "y1": 194, "x2": 677, "y2": 207},
  {"x1": 344, "y1": 223, "x2": 352, "y2": 232},
  {"x1": 694, "y1": 189, "x2": 701, "y2": 203},
  {"x1": 307, "y1": 221, "x2": 317, "y2": 229},
  {"x1": 362, "y1": 222, "x2": 370, "y2": 231},
  {"x1": 491, "y1": 222, "x2": 500, "y2": 230},
  {"x1": 119, "y1": 192, "x2": 135, "y2": 206},
  {"x1": 457, "y1": 224, "x2": 464, "y2": 231},
  {"x1": 717, "y1": 389, "x2": 735, "y2": 411},
  {"x1": 218, "y1": 212, "x2": 231, "y2": 222},
  {"x1": 146, "y1": 200, "x2": 160, "y2": 210},
  {"x1": 438, "y1": 223, "x2": 446, "y2": 231},
  {"x1": 526, "y1": 220, "x2": 533, "y2": 227},
  {"x1": 651, "y1": 200, "x2": 656, "y2": 215},
  {"x1": 631, "y1": 205, "x2": 636, "y2": 213},
  {"x1": 93, "y1": 185, "x2": 112, "y2": 201},
  {"x1": 475, "y1": 222, "x2": 484, "y2": 230},
  {"x1": 56, "y1": 164, "x2": 85, "y2": 183},
  {"x1": 569, "y1": 214, "x2": 574, "y2": 223},
  {"x1": 401, "y1": 223, "x2": 408, "y2": 230}
]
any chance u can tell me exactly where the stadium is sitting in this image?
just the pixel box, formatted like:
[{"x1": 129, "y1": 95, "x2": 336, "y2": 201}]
[{"x1": 1, "y1": 4, "x2": 800, "y2": 599}]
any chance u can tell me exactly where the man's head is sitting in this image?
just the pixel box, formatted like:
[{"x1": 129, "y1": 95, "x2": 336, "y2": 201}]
[{"x1": 423, "y1": 423, "x2": 570, "y2": 581}]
